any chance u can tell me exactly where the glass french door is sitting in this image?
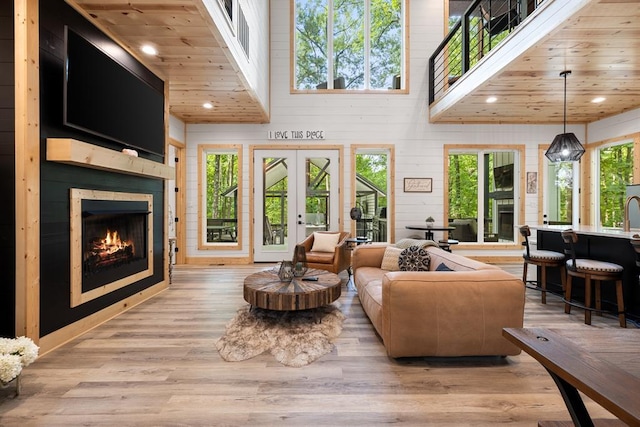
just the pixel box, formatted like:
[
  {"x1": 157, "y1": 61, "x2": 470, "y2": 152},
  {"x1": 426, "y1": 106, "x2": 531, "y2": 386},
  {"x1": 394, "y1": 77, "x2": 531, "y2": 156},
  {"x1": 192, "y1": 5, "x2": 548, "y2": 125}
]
[{"x1": 254, "y1": 149, "x2": 340, "y2": 262}]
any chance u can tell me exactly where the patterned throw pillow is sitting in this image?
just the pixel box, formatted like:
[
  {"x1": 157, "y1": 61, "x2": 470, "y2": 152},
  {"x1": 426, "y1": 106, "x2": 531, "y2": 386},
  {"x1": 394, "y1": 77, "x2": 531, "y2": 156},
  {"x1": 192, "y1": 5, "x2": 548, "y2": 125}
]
[
  {"x1": 398, "y1": 245, "x2": 430, "y2": 271},
  {"x1": 381, "y1": 246, "x2": 402, "y2": 271}
]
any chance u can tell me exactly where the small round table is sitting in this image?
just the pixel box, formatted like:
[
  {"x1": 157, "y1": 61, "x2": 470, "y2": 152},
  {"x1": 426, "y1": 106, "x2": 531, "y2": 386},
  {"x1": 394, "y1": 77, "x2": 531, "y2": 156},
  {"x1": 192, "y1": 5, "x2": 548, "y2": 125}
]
[{"x1": 243, "y1": 268, "x2": 341, "y2": 311}]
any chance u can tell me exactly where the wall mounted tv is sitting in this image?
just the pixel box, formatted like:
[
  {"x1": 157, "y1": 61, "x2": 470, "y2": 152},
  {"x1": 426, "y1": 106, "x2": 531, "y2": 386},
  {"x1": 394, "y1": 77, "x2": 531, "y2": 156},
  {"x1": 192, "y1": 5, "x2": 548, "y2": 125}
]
[
  {"x1": 493, "y1": 164, "x2": 514, "y2": 190},
  {"x1": 63, "y1": 26, "x2": 165, "y2": 157}
]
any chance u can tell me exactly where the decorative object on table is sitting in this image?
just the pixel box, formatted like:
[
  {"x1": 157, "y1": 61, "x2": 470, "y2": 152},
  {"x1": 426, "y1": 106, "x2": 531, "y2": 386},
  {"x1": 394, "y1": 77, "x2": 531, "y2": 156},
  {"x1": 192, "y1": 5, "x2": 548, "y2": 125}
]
[
  {"x1": 216, "y1": 304, "x2": 345, "y2": 367},
  {"x1": 403, "y1": 177, "x2": 432, "y2": 193},
  {"x1": 277, "y1": 260, "x2": 294, "y2": 282},
  {"x1": 292, "y1": 244, "x2": 308, "y2": 276},
  {"x1": 544, "y1": 70, "x2": 585, "y2": 162},
  {"x1": 425, "y1": 216, "x2": 435, "y2": 228},
  {"x1": 0, "y1": 336, "x2": 39, "y2": 396}
]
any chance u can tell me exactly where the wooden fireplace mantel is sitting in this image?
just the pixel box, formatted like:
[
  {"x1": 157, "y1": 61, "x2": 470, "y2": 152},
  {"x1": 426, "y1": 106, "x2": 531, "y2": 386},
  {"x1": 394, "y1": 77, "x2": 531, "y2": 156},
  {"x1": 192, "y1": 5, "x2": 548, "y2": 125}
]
[{"x1": 46, "y1": 138, "x2": 175, "y2": 180}]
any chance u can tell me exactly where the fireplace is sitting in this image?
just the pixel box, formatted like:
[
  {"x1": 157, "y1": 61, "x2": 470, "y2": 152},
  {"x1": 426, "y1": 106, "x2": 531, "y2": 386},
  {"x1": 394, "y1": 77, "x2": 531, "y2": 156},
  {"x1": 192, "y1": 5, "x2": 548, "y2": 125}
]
[
  {"x1": 497, "y1": 204, "x2": 514, "y2": 241},
  {"x1": 70, "y1": 189, "x2": 153, "y2": 307},
  {"x1": 82, "y1": 200, "x2": 149, "y2": 291}
]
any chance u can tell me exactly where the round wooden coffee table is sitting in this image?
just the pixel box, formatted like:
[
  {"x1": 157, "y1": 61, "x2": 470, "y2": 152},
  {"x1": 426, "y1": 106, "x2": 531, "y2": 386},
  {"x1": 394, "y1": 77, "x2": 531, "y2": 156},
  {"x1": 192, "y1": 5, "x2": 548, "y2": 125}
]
[{"x1": 243, "y1": 268, "x2": 341, "y2": 311}]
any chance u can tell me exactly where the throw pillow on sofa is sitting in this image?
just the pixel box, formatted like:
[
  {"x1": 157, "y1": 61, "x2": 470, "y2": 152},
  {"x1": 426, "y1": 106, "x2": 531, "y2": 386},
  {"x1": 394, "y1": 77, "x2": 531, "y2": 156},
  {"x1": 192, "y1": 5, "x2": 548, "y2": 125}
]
[
  {"x1": 310, "y1": 232, "x2": 340, "y2": 252},
  {"x1": 398, "y1": 245, "x2": 430, "y2": 271},
  {"x1": 395, "y1": 238, "x2": 438, "y2": 250},
  {"x1": 381, "y1": 246, "x2": 402, "y2": 271},
  {"x1": 435, "y1": 262, "x2": 453, "y2": 271}
]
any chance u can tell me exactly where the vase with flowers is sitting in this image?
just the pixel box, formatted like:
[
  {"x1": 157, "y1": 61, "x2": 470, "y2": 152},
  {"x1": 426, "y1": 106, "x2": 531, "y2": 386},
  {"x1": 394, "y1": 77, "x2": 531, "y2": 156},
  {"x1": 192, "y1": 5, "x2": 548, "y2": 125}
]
[
  {"x1": 0, "y1": 336, "x2": 39, "y2": 395},
  {"x1": 425, "y1": 216, "x2": 435, "y2": 228}
]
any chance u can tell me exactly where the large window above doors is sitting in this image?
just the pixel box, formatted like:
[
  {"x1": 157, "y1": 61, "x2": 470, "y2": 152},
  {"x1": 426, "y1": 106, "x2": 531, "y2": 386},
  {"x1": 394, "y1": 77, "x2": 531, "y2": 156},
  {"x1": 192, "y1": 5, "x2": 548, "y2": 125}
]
[
  {"x1": 445, "y1": 145, "x2": 523, "y2": 244},
  {"x1": 292, "y1": 0, "x2": 407, "y2": 91},
  {"x1": 198, "y1": 145, "x2": 242, "y2": 250}
]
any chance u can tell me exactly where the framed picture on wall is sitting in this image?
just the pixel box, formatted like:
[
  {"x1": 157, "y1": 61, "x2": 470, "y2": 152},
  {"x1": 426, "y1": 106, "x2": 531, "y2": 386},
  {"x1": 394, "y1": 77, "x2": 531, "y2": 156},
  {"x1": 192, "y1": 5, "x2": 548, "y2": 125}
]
[
  {"x1": 404, "y1": 178, "x2": 432, "y2": 193},
  {"x1": 527, "y1": 172, "x2": 537, "y2": 194}
]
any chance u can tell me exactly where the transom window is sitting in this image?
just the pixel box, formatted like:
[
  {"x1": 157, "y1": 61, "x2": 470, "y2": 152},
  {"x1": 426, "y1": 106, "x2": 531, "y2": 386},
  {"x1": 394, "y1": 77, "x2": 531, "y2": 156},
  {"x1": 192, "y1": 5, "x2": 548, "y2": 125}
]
[{"x1": 293, "y1": 0, "x2": 407, "y2": 91}]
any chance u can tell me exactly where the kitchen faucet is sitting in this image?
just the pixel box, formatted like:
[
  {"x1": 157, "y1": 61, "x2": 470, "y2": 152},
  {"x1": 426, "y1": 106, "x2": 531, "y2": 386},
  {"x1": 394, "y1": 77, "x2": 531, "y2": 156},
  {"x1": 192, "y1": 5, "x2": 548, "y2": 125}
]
[{"x1": 623, "y1": 195, "x2": 640, "y2": 231}]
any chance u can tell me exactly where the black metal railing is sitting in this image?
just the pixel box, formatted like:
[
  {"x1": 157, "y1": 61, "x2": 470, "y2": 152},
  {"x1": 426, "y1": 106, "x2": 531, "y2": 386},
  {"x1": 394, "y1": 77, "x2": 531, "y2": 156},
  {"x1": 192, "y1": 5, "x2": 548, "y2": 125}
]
[{"x1": 429, "y1": 0, "x2": 544, "y2": 105}]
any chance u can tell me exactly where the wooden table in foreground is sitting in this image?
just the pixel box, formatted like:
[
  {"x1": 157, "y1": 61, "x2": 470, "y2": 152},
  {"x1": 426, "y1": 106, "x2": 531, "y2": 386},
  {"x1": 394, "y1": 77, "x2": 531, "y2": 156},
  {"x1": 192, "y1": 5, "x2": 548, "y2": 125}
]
[
  {"x1": 503, "y1": 327, "x2": 640, "y2": 427},
  {"x1": 243, "y1": 268, "x2": 341, "y2": 311}
]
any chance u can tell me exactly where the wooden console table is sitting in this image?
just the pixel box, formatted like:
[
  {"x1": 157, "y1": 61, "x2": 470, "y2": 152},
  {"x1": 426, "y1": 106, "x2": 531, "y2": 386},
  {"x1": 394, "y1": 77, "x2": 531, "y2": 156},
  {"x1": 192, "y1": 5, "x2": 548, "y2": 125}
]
[
  {"x1": 503, "y1": 327, "x2": 640, "y2": 426},
  {"x1": 243, "y1": 268, "x2": 341, "y2": 311}
]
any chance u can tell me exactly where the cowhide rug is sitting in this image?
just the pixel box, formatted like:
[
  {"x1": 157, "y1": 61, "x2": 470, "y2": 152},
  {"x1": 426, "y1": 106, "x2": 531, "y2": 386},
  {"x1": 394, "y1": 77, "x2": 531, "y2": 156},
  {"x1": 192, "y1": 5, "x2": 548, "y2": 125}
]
[{"x1": 215, "y1": 304, "x2": 345, "y2": 367}]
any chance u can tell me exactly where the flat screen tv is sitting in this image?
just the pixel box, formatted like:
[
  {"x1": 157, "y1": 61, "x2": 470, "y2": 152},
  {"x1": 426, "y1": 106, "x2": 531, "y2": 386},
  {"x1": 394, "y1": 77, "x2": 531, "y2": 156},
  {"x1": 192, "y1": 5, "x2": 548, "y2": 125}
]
[
  {"x1": 63, "y1": 26, "x2": 164, "y2": 157},
  {"x1": 493, "y1": 164, "x2": 514, "y2": 190}
]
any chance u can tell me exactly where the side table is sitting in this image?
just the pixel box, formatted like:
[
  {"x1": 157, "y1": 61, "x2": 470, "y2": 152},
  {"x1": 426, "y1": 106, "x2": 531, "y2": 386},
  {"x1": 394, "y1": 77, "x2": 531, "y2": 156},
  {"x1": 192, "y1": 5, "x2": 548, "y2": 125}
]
[{"x1": 346, "y1": 237, "x2": 371, "y2": 289}]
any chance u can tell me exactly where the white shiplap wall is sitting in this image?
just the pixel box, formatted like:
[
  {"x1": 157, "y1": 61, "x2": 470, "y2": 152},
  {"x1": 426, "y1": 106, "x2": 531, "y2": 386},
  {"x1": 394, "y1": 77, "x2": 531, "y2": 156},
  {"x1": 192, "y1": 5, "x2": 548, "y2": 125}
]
[{"x1": 179, "y1": 0, "x2": 631, "y2": 261}]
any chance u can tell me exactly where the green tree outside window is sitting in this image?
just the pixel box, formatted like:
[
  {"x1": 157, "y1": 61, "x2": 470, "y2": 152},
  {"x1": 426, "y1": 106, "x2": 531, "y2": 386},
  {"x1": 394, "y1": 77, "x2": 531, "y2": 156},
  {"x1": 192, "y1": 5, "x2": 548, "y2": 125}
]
[{"x1": 294, "y1": 0, "x2": 404, "y2": 90}]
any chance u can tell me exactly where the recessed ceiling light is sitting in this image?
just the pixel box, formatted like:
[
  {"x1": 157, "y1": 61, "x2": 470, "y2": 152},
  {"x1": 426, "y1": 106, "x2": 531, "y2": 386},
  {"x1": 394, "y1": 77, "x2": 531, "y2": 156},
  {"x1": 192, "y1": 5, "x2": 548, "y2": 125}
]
[
  {"x1": 591, "y1": 97, "x2": 606, "y2": 104},
  {"x1": 203, "y1": 102, "x2": 213, "y2": 109},
  {"x1": 141, "y1": 45, "x2": 157, "y2": 56},
  {"x1": 486, "y1": 96, "x2": 497, "y2": 103}
]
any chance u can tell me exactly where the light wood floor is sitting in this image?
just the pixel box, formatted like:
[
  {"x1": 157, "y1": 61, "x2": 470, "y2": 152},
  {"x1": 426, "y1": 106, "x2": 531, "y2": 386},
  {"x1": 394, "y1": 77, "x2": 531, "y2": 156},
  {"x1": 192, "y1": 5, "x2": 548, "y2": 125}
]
[{"x1": 1, "y1": 264, "x2": 635, "y2": 426}]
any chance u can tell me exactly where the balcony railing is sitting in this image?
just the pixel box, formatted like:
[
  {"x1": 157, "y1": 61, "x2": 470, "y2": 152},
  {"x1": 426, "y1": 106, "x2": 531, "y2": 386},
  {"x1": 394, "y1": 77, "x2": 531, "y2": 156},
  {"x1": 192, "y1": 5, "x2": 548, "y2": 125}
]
[{"x1": 429, "y1": 0, "x2": 545, "y2": 105}]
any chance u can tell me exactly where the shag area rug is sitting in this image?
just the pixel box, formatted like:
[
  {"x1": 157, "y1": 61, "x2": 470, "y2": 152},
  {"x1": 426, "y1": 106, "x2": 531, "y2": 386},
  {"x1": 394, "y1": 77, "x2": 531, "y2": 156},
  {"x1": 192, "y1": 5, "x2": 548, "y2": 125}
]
[{"x1": 215, "y1": 304, "x2": 345, "y2": 367}]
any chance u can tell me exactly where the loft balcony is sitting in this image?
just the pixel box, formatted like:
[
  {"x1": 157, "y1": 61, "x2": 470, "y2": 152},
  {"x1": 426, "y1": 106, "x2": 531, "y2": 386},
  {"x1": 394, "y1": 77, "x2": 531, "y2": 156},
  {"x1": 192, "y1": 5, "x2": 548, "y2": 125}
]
[{"x1": 428, "y1": 0, "x2": 640, "y2": 125}]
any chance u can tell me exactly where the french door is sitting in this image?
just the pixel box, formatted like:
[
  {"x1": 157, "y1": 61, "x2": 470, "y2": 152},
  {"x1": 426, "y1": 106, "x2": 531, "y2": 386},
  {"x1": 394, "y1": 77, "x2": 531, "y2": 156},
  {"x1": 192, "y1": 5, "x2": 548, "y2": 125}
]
[{"x1": 254, "y1": 149, "x2": 340, "y2": 262}]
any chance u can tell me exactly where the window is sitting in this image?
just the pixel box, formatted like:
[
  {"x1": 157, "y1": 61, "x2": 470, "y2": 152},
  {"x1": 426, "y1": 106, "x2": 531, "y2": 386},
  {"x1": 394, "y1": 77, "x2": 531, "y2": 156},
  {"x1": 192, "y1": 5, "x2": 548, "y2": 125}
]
[
  {"x1": 198, "y1": 145, "x2": 242, "y2": 249},
  {"x1": 445, "y1": 146, "x2": 523, "y2": 244},
  {"x1": 598, "y1": 141, "x2": 633, "y2": 227},
  {"x1": 545, "y1": 161, "x2": 575, "y2": 226},
  {"x1": 353, "y1": 147, "x2": 393, "y2": 242},
  {"x1": 293, "y1": 0, "x2": 406, "y2": 91}
]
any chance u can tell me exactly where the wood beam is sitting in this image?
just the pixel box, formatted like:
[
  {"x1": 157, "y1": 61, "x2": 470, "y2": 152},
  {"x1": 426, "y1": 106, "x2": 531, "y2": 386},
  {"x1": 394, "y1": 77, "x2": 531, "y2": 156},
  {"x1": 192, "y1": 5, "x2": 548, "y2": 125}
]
[{"x1": 14, "y1": 0, "x2": 41, "y2": 342}]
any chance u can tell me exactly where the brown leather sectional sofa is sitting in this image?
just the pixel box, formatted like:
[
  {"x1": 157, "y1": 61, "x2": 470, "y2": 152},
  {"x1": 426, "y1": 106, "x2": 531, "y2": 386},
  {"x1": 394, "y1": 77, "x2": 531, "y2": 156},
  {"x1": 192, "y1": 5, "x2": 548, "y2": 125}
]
[{"x1": 352, "y1": 243, "x2": 525, "y2": 358}]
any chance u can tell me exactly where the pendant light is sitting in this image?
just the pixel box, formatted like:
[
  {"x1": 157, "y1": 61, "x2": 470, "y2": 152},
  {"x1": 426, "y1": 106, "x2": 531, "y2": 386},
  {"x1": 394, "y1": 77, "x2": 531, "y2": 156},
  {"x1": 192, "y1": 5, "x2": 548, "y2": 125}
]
[{"x1": 544, "y1": 70, "x2": 585, "y2": 162}]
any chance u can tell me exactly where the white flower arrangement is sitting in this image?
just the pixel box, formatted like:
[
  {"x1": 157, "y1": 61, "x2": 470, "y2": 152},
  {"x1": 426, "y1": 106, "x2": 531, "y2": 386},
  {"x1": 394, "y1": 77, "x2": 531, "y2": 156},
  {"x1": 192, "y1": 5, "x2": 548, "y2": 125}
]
[{"x1": 0, "y1": 336, "x2": 39, "y2": 384}]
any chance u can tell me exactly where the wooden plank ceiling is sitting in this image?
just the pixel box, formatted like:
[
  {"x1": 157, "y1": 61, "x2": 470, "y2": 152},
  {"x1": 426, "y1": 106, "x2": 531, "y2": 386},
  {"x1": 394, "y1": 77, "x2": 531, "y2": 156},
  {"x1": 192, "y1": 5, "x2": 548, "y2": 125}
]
[
  {"x1": 69, "y1": 0, "x2": 269, "y2": 124},
  {"x1": 432, "y1": 0, "x2": 640, "y2": 124},
  {"x1": 70, "y1": 0, "x2": 639, "y2": 125}
]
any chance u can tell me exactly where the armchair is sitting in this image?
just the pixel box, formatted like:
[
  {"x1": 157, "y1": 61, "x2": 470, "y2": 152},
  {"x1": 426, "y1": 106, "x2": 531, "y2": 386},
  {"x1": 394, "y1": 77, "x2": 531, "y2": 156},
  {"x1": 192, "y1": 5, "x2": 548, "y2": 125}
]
[{"x1": 297, "y1": 231, "x2": 351, "y2": 275}]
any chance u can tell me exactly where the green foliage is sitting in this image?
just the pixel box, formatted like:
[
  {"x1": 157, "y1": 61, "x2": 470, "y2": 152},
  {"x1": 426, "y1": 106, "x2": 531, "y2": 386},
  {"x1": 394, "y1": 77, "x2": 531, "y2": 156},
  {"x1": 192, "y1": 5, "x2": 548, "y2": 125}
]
[
  {"x1": 445, "y1": 15, "x2": 510, "y2": 80},
  {"x1": 206, "y1": 153, "x2": 238, "y2": 219},
  {"x1": 295, "y1": 0, "x2": 402, "y2": 89},
  {"x1": 548, "y1": 162, "x2": 574, "y2": 223},
  {"x1": 448, "y1": 154, "x2": 478, "y2": 219},
  {"x1": 356, "y1": 153, "x2": 388, "y2": 208},
  {"x1": 600, "y1": 143, "x2": 633, "y2": 227}
]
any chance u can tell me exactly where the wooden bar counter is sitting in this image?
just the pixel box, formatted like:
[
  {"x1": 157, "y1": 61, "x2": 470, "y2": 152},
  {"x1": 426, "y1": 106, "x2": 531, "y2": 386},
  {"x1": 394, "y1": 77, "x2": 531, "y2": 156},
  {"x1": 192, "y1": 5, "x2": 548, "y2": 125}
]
[{"x1": 529, "y1": 225, "x2": 640, "y2": 324}]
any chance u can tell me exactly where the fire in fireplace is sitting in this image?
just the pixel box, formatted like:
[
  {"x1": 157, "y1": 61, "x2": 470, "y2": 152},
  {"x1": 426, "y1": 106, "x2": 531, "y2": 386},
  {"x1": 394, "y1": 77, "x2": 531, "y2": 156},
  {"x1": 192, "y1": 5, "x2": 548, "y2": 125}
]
[{"x1": 82, "y1": 201, "x2": 149, "y2": 292}]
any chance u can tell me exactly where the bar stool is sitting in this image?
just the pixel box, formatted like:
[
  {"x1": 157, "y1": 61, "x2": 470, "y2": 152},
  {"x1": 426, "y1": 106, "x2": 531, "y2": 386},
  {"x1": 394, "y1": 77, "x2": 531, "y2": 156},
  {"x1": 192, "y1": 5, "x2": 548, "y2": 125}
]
[
  {"x1": 560, "y1": 229, "x2": 626, "y2": 327},
  {"x1": 519, "y1": 225, "x2": 565, "y2": 304}
]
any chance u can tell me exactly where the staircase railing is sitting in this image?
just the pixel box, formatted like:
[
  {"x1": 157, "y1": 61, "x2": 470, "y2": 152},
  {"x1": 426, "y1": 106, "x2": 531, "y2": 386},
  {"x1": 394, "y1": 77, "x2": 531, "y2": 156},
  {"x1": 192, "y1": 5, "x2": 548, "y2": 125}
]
[{"x1": 429, "y1": 0, "x2": 544, "y2": 105}]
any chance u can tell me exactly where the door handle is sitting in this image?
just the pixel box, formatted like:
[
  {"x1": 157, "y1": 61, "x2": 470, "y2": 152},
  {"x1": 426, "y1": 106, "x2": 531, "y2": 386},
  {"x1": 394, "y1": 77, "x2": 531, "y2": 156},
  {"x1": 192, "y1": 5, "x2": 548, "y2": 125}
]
[{"x1": 298, "y1": 221, "x2": 305, "y2": 225}]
